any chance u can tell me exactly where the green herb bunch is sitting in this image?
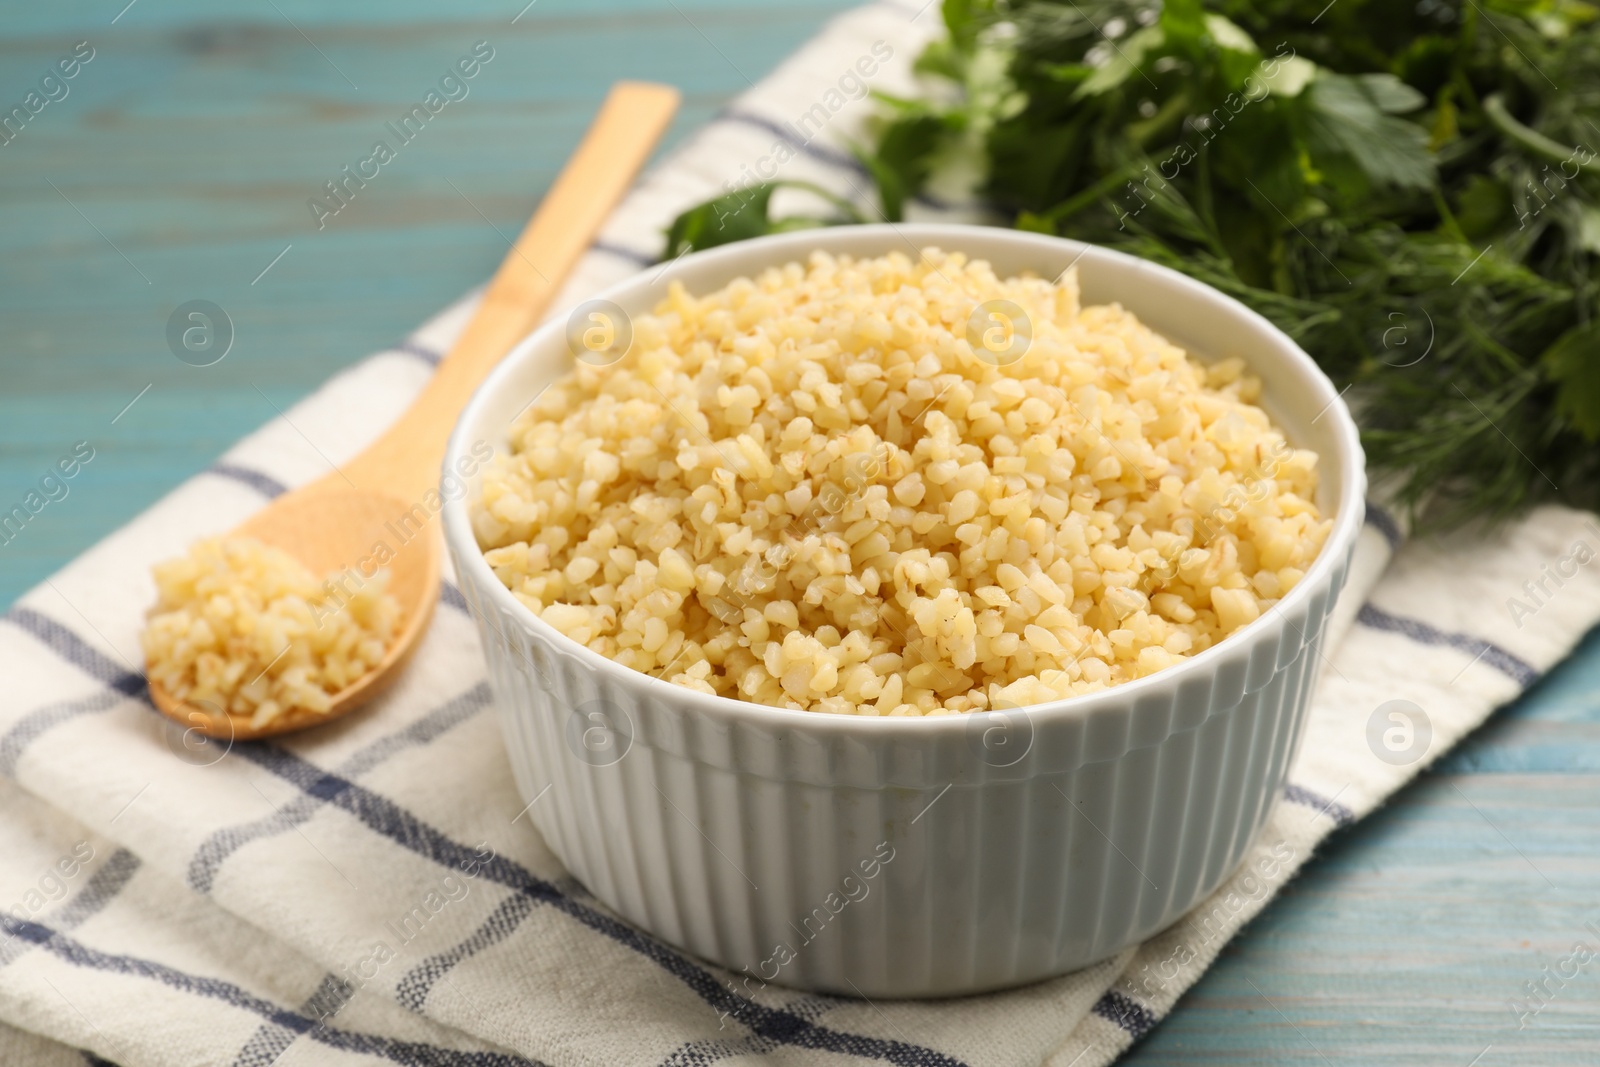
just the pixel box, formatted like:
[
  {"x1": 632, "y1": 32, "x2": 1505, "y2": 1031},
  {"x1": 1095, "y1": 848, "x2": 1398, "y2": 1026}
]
[{"x1": 666, "y1": 0, "x2": 1600, "y2": 527}]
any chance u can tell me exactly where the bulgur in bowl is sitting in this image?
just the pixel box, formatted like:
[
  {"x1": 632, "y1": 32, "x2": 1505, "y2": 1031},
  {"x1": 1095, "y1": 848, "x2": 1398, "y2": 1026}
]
[{"x1": 441, "y1": 224, "x2": 1365, "y2": 997}]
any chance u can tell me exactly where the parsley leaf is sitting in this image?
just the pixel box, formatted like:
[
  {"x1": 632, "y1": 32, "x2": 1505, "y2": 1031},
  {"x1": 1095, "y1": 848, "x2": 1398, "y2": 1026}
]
[{"x1": 1545, "y1": 321, "x2": 1600, "y2": 441}]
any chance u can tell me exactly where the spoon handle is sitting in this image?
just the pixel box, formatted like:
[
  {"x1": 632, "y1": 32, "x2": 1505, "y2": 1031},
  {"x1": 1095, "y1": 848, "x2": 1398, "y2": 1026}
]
[{"x1": 345, "y1": 81, "x2": 681, "y2": 501}]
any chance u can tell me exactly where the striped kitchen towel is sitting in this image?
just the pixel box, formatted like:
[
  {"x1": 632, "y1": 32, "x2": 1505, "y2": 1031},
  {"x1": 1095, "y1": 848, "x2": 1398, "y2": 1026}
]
[{"x1": 4, "y1": 2, "x2": 1600, "y2": 1065}]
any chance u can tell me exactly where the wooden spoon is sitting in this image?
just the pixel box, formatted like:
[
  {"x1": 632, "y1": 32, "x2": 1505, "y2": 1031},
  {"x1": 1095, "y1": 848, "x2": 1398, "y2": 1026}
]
[{"x1": 150, "y1": 81, "x2": 680, "y2": 741}]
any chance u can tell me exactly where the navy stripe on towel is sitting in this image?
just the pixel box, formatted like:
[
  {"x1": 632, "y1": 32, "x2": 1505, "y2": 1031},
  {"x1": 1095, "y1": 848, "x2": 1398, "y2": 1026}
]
[
  {"x1": 232, "y1": 972, "x2": 358, "y2": 1067},
  {"x1": 0, "y1": 585, "x2": 468, "y2": 780},
  {"x1": 187, "y1": 683, "x2": 493, "y2": 893},
  {"x1": 1092, "y1": 989, "x2": 1159, "y2": 1040},
  {"x1": 440, "y1": 581, "x2": 469, "y2": 615},
  {"x1": 1362, "y1": 500, "x2": 1403, "y2": 552},
  {"x1": 397, "y1": 893, "x2": 534, "y2": 1011},
  {"x1": 0, "y1": 690, "x2": 130, "y2": 779},
  {"x1": 209, "y1": 462, "x2": 289, "y2": 499},
  {"x1": 592, "y1": 239, "x2": 655, "y2": 267},
  {"x1": 1283, "y1": 783, "x2": 1355, "y2": 828},
  {"x1": 656, "y1": 997, "x2": 839, "y2": 1067},
  {"x1": 3, "y1": 607, "x2": 144, "y2": 694},
  {"x1": 0, "y1": 849, "x2": 141, "y2": 967},
  {"x1": 1356, "y1": 604, "x2": 1538, "y2": 687},
  {"x1": 717, "y1": 109, "x2": 969, "y2": 213},
  {"x1": 721, "y1": 109, "x2": 868, "y2": 175},
  {"x1": 1, "y1": 915, "x2": 543, "y2": 1067},
  {"x1": 235, "y1": 743, "x2": 970, "y2": 1067},
  {"x1": 394, "y1": 339, "x2": 445, "y2": 367}
]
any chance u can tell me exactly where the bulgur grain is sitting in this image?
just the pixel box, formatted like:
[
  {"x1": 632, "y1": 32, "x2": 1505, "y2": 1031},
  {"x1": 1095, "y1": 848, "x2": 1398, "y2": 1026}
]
[
  {"x1": 473, "y1": 249, "x2": 1330, "y2": 715},
  {"x1": 142, "y1": 538, "x2": 399, "y2": 729}
]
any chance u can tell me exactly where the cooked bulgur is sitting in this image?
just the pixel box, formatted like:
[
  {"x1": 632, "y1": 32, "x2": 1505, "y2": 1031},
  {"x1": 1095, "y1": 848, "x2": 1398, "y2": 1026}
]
[
  {"x1": 142, "y1": 537, "x2": 399, "y2": 729},
  {"x1": 473, "y1": 249, "x2": 1330, "y2": 716}
]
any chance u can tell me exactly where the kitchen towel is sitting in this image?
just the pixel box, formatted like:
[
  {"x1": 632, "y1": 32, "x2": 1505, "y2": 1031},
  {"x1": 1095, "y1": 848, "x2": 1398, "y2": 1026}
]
[{"x1": 3, "y1": 2, "x2": 1600, "y2": 1065}]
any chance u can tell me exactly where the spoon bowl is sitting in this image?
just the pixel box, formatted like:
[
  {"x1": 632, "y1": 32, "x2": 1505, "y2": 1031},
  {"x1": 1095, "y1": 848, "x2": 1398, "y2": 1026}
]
[{"x1": 148, "y1": 485, "x2": 441, "y2": 740}]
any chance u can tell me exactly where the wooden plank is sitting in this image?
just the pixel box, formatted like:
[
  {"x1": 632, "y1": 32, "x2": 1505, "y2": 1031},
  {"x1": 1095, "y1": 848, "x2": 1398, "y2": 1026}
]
[
  {"x1": 4, "y1": 2, "x2": 1600, "y2": 1064},
  {"x1": 1128, "y1": 625, "x2": 1600, "y2": 1066}
]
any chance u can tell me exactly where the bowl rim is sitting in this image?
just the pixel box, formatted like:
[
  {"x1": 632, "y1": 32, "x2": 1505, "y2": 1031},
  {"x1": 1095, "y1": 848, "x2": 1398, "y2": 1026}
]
[{"x1": 441, "y1": 222, "x2": 1366, "y2": 738}]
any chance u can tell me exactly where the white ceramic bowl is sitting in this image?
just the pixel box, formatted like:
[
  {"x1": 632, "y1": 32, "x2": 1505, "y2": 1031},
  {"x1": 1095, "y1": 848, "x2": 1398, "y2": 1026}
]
[{"x1": 441, "y1": 224, "x2": 1365, "y2": 997}]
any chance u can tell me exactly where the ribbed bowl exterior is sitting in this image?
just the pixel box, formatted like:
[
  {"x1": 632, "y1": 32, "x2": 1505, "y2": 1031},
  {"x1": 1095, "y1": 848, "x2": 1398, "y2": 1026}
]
[
  {"x1": 441, "y1": 225, "x2": 1367, "y2": 997},
  {"x1": 451, "y1": 538, "x2": 1352, "y2": 997}
]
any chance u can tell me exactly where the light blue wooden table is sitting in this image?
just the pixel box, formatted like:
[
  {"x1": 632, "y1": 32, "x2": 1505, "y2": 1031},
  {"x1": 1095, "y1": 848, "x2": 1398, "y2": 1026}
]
[{"x1": 3, "y1": 2, "x2": 1597, "y2": 1063}]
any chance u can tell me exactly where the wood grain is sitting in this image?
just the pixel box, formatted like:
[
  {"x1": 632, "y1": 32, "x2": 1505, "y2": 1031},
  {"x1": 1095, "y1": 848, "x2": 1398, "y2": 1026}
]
[
  {"x1": 2, "y1": 1, "x2": 1598, "y2": 1062},
  {"x1": 1127, "y1": 628, "x2": 1600, "y2": 1066}
]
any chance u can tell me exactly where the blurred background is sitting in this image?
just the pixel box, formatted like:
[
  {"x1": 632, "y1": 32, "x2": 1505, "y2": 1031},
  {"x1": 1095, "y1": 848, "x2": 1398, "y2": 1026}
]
[{"x1": 4, "y1": 2, "x2": 1597, "y2": 1063}]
